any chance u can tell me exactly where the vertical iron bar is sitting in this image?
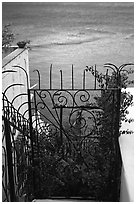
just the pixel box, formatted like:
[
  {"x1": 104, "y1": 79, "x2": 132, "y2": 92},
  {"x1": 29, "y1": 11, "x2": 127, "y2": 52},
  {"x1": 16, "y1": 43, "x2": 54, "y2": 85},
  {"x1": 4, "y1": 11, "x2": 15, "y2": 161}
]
[
  {"x1": 83, "y1": 70, "x2": 85, "y2": 89},
  {"x1": 60, "y1": 106, "x2": 63, "y2": 158},
  {"x1": 106, "y1": 69, "x2": 108, "y2": 89},
  {"x1": 33, "y1": 70, "x2": 41, "y2": 89},
  {"x1": 33, "y1": 91, "x2": 41, "y2": 194},
  {"x1": 37, "y1": 70, "x2": 41, "y2": 89},
  {"x1": 60, "y1": 70, "x2": 63, "y2": 89},
  {"x1": 50, "y1": 64, "x2": 52, "y2": 90},
  {"x1": 115, "y1": 71, "x2": 122, "y2": 201},
  {"x1": 4, "y1": 118, "x2": 16, "y2": 201},
  {"x1": 110, "y1": 90, "x2": 117, "y2": 200},
  {"x1": 27, "y1": 89, "x2": 35, "y2": 197},
  {"x1": 111, "y1": 71, "x2": 122, "y2": 201},
  {"x1": 33, "y1": 90, "x2": 39, "y2": 158},
  {"x1": 72, "y1": 64, "x2": 74, "y2": 90},
  {"x1": 113, "y1": 88, "x2": 122, "y2": 202},
  {"x1": 94, "y1": 64, "x2": 97, "y2": 89}
]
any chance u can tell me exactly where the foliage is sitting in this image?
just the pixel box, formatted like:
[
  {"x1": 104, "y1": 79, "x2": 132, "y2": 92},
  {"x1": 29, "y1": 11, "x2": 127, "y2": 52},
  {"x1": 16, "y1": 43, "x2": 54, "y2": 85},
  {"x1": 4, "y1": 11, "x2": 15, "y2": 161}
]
[
  {"x1": 2, "y1": 24, "x2": 14, "y2": 49},
  {"x1": 85, "y1": 64, "x2": 134, "y2": 135},
  {"x1": 22, "y1": 123, "x2": 120, "y2": 200},
  {"x1": 2, "y1": 24, "x2": 30, "y2": 51},
  {"x1": 85, "y1": 64, "x2": 134, "y2": 200}
]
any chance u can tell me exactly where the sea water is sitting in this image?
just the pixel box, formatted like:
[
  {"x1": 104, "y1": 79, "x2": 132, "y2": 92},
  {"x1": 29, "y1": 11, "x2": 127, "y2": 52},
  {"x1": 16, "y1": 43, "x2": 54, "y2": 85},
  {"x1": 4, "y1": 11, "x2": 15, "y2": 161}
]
[{"x1": 2, "y1": 2, "x2": 134, "y2": 88}]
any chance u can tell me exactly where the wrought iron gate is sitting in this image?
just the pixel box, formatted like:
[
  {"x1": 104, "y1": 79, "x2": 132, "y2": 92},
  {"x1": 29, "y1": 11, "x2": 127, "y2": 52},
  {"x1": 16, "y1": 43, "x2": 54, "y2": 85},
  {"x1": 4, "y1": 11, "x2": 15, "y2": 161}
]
[
  {"x1": 2, "y1": 63, "x2": 133, "y2": 201},
  {"x1": 28, "y1": 63, "x2": 130, "y2": 201}
]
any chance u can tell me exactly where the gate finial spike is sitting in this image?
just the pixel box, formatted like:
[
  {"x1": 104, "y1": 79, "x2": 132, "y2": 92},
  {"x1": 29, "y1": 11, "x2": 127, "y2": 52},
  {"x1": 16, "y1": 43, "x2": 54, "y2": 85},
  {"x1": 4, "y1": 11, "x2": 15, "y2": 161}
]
[
  {"x1": 72, "y1": 64, "x2": 74, "y2": 90},
  {"x1": 33, "y1": 69, "x2": 41, "y2": 89},
  {"x1": 83, "y1": 69, "x2": 86, "y2": 89},
  {"x1": 50, "y1": 64, "x2": 52, "y2": 90},
  {"x1": 60, "y1": 70, "x2": 63, "y2": 89}
]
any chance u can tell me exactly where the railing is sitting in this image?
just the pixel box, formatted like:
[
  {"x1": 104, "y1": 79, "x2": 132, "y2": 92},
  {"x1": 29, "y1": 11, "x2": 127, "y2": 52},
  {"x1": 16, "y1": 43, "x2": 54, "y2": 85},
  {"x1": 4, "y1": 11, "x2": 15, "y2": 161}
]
[
  {"x1": 2, "y1": 93, "x2": 32, "y2": 201},
  {"x1": 2, "y1": 65, "x2": 33, "y2": 202}
]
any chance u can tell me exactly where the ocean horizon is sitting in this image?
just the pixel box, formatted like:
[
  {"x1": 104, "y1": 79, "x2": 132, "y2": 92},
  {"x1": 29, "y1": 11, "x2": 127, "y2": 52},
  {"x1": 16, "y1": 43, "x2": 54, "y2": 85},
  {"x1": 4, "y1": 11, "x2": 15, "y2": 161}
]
[{"x1": 2, "y1": 2, "x2": 134, "y2": 88}]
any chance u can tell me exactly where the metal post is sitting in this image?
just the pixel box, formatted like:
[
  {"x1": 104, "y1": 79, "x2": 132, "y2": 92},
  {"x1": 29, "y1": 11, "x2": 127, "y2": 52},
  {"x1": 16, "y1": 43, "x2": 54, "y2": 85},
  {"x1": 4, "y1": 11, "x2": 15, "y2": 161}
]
[
  {"x1": 60, "y1": 106, "x2": 63, "y2": 157},
  {"x1": 4, "y1": 118, "x2": 16, "y2": 201},
  {"x1": 115, "y1": 78, "x2": 122, "y2": 201},
  {"x1": 33, "y1": 90, "x2": 39, "y2": 158},
  {"x1": 27, "y1": 89, "x2": 35, "y2": 197},
  {"x1": 112, "y1": 71, "x2": 122, "y2": 201}
]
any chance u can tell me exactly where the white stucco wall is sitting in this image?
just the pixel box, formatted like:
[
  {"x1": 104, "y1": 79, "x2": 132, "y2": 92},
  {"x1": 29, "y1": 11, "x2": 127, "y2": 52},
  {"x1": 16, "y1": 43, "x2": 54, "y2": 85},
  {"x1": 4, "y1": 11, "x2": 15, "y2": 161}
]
[
  {"x1": 119, "y1": 88, "x2": 134, "y2": 202},
  {"x1": 2, "y1": 47, "x2": 30, "y2": 118},
  {"x1": 2, "y1": 47, "x2": 30, "y2": 201}
]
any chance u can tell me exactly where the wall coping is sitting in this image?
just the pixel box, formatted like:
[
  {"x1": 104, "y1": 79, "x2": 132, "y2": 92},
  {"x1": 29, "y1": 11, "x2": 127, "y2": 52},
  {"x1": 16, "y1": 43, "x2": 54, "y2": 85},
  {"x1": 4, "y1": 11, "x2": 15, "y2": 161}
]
[{"x1": 2, "y1": 47, "x2": 28, "y2": 68}]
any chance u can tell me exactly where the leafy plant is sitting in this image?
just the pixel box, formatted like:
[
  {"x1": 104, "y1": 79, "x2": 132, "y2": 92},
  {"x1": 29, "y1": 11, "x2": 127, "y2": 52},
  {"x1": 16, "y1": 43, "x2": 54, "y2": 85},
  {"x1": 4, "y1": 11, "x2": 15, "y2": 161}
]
[
  {"x1": 85, "y1": 63, "x2": 134, "y2": 201},
  {"x1": 85, "y1": 64, "x2": 134, "y2": 133},
  {"x1": 2, "y1": 24, "x2": 14, "y2": 49}
]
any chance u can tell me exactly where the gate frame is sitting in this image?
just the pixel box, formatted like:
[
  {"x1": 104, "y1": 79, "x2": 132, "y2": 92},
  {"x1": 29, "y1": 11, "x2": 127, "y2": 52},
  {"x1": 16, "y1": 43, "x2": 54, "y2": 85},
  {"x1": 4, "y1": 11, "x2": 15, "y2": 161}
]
[{"x1": 28, "y1": 63, "x2": 133, "y2": 201}]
